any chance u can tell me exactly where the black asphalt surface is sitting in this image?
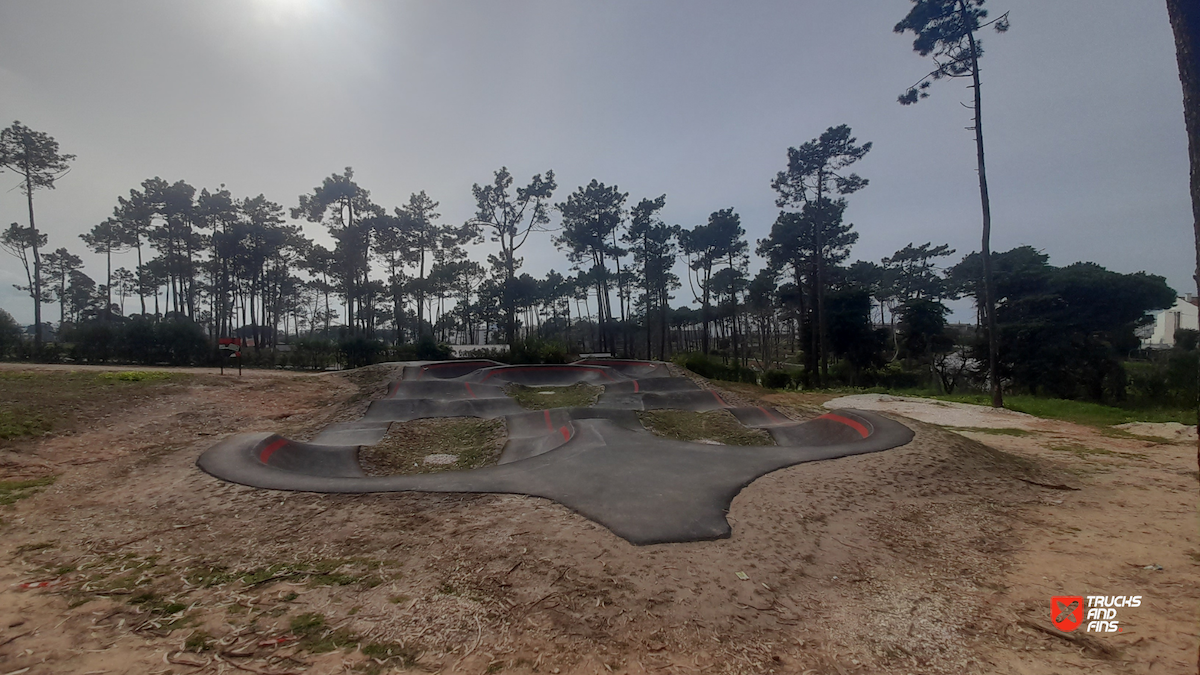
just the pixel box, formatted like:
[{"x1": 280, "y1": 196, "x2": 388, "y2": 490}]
[{"x1": 197, "y1": 360, "x2": 914, "y2": 545}]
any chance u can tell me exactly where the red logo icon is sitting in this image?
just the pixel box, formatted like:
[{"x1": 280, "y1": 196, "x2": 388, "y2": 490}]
[{"x1": 1051, "y1": 596, "x2": 1084, "y2": 631}]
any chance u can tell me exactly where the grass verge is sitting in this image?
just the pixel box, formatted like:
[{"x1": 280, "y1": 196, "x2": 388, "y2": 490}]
[
  {"x1": 813, "y1": 384, "x2": 1195, "y2": 427},
  {"x1": 0, "y1": 370, "x2": 199, "y2": 448},
  {"x1": 639, "y1": 409, "x2": 773, "y2": 446}
]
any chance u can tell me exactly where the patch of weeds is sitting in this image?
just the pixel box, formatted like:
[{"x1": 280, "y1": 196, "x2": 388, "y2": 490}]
[
  {"x1": 130, "y1": 591, "x2": 188, "y2": 615},
  {"x1": 362, "y1": 642, "x2": 421, "y2": 668},
  {"x1": 359, "y1": 418, "x2": 506, "y2": 476},
  {"x1": 204, "y1": 559, "x2": 392, "y2": 592},
  {"x1": 0, "y1": 408, "x2": 53, "y2": 440},
  {"x1": 281, "y1": 592, "x2": 298, "y2": 602},
  {"x1": 184, "y1": 630, "x2": 214, "y2": 652},
  {"x1": 1098, "y1": 427, "x2": 1176, "y2": 444},
  {"x1": 486, "y1": 661, "x2": 504, "y2": 673},
  {"x1": 129, "y1": 591, "x2": 191, "y2": 629},
  {"x1": 66, "y1": 594, "x2": 93, "y2": 609},
  {"x1": 0, "y1": 476, "x2": 57, "y2": 506},
  {"x1": 943, "y1": 426, "x2": 1032, "y2": 437},
  {"x1": 638, "y1": 409, "x2": 773, "y2": 446},
  {"x1": 241, "y1": 563, "x2": 294, "y2": 586},
  {"x1": 96, "y1": 371, "x2": 177, "y2": 383},
  {"x1": 0, "y1": 370, "x2": 200, "y2": 452},
  {"x1": 388, "y1": 594, "x2": 410, "y2": 605},
  {"x1": 437, "y1": 582, "x2": 457, "y2": 595},
  {"x1": 290, "y1": 612, "x2": 326, "y2": 635},
  {"x1": 290, "y1": 612, "x2": 356, "y2": 654},
  {"x1": 506, "y1": 383, "x2": 601, "y2": 410},
  {"x1": 15, "y1": 540, "x2": 56, "y2": 554},
  {"x1": 184, "y1": 564, "x2": 236, "y2": 587}
]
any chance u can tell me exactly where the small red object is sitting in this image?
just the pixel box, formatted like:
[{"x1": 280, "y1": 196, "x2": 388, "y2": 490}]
[{"x1": 17, "y1": 578, "x2": 62, "y2": 589}]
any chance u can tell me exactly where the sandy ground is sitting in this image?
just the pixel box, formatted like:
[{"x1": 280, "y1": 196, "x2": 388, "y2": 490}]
[{"x1": 0, "y1": 364, "x2": 1196, "y2": 674}]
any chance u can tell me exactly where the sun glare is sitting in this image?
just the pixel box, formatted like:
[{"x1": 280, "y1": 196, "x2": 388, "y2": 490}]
[{"x1": 253, "y1": 0, "x2": 327, "y2": 24}]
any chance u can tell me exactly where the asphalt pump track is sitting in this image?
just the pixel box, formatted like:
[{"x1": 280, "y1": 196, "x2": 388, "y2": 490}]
[{"x1": 198, "y1": 359, "x2": 914, "y2": 545}]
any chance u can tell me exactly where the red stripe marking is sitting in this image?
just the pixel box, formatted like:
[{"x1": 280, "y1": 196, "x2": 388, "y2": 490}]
[
  {"x1": 559, "y1": 425, "x2": 570, "y2": 441},
  {"x1": 544, "y1": 409, "x2": 554, "y2": 431},
  {"x1": 464, "y1": 382, "x2": 476, "y2": 399},
  {"x1": 633, "y1": 380, "x2": 640, "y2": 393},
  {"x1": 710, "y1": 390, "x2": 728, "y2": 407},
  {"x1": 258, "y1": 438, "x2": 287, "y2": 464},
  {"x1": 818, "y1": 413, "x2": 870, "y2": 438},
  {"x1": 757, "y1": 406, "x2": 779, "y2": 423}
]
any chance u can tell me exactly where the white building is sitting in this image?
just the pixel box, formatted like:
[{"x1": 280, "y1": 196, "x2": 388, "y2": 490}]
[{"x1": 1144, "y1": 295, "x2": 1199, "y2": 348}]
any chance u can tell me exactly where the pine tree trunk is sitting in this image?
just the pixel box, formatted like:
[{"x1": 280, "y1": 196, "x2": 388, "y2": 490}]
[
  {"x1": 24, "y1": 168, "x2": 42, "y2": 351},
  {"x1": 1166, "y1": 0, "x2": 1200, "y2": 559},
  {"x1": 964, "y1": 5, "x2": 1003, "y2": 408}
]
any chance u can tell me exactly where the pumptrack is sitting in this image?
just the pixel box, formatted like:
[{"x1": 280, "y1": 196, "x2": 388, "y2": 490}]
[{"x1": 197, "y1": 359, "x2": 913, "y2": 545}]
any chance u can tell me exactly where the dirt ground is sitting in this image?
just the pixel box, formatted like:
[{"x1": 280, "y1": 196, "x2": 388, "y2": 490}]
[{"x1": 0, "y1": 363, "x2": 1196, "y2": 674}]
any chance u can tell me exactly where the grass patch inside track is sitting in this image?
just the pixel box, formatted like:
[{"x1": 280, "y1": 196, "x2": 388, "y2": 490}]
[
  {"x1": 638, "y1": 409, "x2": 774, "y2": 446},
  {"x1": 358, "y1": 417, "x2": 506, "y2": 476},
  {"x1": 506, "y1": 382, "x2": 602, "y2": 410}
]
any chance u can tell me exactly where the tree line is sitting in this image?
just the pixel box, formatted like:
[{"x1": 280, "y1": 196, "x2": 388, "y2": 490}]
[{"x1": 0, "y1": 0, "x2": 1188, "y2": 407}]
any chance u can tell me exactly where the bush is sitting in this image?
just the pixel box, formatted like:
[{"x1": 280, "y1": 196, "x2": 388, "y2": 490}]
[
  {"x1": 0, "y1": 308, "x2": 21, "y2": 359},
  {"x1": 508, "y1": 338, "x2": 570, "y2": 365},
  {"x1": 1125, "y1": 350, "x2": 1198, "y2": 411},
  {"x1": 762, "y1": 369, "x2": 792, "y2": 389},
  {"x1": 415, "y1": 336, "x2": 452, "y2": 361},
  {"x1": 339, "y1": 336, "x2": 384, "y2": 369},
  {"x1": 68, "y1": 321, "x2": 116, "y2": 363},
  {"x1": 673, "y1": 352, "x2": 757, "y2": 384},
  {"x1": 156, "y1": 317, "x2": 209, "y2": 365},
  {"x1": 291, "y1": 337, "x2": 338, "y2": 370}
]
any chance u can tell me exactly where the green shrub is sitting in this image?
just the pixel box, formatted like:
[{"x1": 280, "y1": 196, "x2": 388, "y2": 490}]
[
  {"x1": 673, "y1": 352, "x2": 757, "y2": 384},
  {"x1": 762, "y1": 370, "x2": 791, "y2": 389},
  {"x1": 0, "y1": 308, "x2": 24, "y2": 359},
  {"x1": 291, "y1": 337, "x2": 338, "y2": 370},
  {"x1": 415, "y1": 336, "x2": 452, "y2": 361},
  {"x1": 508, "y1": 338, "x2": 569, "y2": 364},
  {"x1": 339, "y1": 336, "x2": 384, "y2": 369}
]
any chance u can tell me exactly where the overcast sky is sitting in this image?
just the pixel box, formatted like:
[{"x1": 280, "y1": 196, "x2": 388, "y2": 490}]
[{"x1": 0, "y1": 0, "x2": 1190, "y2": 325}]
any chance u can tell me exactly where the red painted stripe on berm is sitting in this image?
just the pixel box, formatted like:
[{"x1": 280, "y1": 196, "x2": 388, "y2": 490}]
[
  {"x1": 817, "y1": 413, "x2": 870, "y2": 438},
  {"x1": 258, "y1": 438, "x2": 288, "y2": 463},
  {"x1": 757, "y1": 406, "x2": 779, "y2": 423},
  {"x1": 543, "y1": 409, "x2": 554, "y2": 430}
]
